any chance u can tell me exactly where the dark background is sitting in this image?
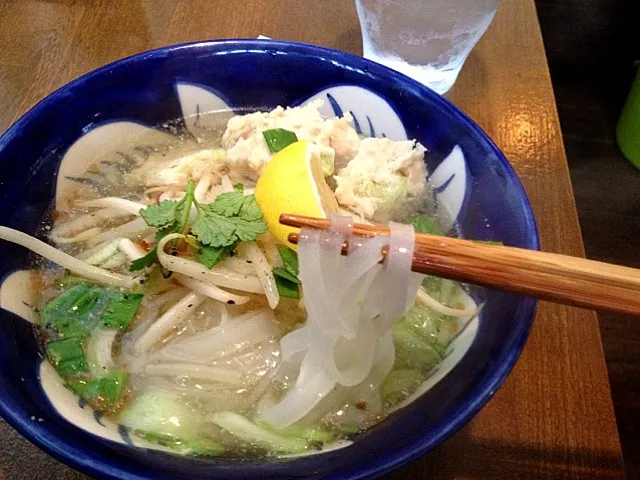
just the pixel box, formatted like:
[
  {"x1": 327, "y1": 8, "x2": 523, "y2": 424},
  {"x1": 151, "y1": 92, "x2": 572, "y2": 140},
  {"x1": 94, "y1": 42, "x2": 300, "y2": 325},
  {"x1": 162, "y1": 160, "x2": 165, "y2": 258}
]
[{"x1": 535, "y1": 0, "x2": 640, "y2": 477}]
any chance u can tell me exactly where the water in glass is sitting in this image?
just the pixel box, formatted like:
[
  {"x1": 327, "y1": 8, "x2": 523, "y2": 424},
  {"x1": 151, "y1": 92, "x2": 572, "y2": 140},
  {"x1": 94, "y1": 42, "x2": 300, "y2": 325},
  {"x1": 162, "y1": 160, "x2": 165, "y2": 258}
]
[{"x1": 355, "y1": 0, "x2": 500, "y2": 94}]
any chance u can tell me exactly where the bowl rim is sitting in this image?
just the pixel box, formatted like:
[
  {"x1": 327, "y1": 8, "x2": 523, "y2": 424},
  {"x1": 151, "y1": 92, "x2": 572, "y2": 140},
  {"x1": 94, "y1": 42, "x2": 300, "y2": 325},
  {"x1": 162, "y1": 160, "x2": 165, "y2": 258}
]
[{"x1": 0, "y1": 38, "x2": 540, "y2": 480}]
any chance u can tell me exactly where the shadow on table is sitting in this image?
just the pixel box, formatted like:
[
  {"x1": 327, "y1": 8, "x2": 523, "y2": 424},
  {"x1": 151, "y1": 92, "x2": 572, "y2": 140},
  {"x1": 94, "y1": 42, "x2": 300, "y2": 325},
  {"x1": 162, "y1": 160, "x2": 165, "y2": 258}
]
[{"x1": 387, "y1": 425, "x2": 625, "y2": 480}]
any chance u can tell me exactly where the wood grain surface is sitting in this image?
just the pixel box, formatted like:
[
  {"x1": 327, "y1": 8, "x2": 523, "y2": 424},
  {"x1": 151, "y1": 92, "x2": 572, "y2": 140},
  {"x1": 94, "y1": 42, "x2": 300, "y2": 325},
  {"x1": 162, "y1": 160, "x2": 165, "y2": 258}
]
[{"x1": 0, "y1": 0, "x2": 626, "y2": 479}]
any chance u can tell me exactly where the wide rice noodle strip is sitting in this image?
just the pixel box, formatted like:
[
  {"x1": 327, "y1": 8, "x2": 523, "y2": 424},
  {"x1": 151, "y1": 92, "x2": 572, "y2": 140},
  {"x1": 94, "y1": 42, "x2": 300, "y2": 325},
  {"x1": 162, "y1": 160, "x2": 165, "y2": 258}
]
[
  {"x1": 260, "y1": 218, "x2": 419, "y2": 428},
  {"x1": 156, "y1": 234, "x2": 264, "y2": 294},
  {"x1": 0, "y1": 226, "x2": 137, "y2": 289},
  {"x1": 145, "y1": 363, "x2": 244, "y2": 386},
  {"x1": 77, "y1": 197, "x2": 147, "y2": 216},
  {"x1": 152, "y1": 308, "x2": 279, "y2": 364},
  {"x1": 133, "y1": 291, "x2": 205, "y2": 354}
]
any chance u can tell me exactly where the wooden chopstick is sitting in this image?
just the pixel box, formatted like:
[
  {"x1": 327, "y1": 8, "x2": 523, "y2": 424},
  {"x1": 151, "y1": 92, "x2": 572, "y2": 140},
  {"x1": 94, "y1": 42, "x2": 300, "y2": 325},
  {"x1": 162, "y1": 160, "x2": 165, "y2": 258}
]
[{"x1": 280, "y1": 214, "x2": 640, "y2": 316}]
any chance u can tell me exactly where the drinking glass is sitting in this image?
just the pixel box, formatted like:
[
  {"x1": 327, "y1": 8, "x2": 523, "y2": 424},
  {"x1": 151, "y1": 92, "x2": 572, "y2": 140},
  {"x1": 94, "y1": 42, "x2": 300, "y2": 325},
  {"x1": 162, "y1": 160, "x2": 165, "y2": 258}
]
[{"x1": 355, "y1": 0, "x2": 500, "y2": 94}]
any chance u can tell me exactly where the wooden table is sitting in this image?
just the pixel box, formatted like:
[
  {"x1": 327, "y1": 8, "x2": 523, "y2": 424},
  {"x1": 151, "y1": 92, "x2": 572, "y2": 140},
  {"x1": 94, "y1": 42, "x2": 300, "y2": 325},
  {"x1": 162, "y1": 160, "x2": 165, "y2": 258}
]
[{"x1": 0, "y1": 0, "x2": 626, "y2": 479}]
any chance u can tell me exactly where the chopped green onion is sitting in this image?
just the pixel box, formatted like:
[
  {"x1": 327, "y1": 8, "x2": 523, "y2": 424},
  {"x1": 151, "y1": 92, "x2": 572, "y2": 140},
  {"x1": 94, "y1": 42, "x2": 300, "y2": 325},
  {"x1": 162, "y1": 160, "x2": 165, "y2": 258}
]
[
  {"x1": 277, "y1": 247, "x2": 299, "y2": 277},
  {"x1": 41, "y1": 283, "x2": 104, "y2": 339},
  {"x1": 67, "y1": 370, "x2": 128, "y2": 411},
  {"x1": 45, "y1": 338, "x2": 90, "y2": 377},
  {"x1": 273, "y1": 267, "x2": 300, "y2": 284},
  {"x1": 101, "y1": 292, "x2": 144, "y2": 330},
  {"x1": 275, "y1": 276, "x2": 300, "y2": 299},
  {"x1": 262, "y1": 129, "x2": 298, "y2": 153}
]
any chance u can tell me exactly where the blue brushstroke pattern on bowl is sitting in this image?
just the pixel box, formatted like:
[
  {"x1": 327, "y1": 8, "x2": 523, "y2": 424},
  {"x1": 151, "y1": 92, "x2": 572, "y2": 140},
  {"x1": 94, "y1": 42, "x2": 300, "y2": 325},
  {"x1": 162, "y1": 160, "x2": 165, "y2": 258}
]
[{"x1": 0, "y1": 39, "x2": 539, "y2": 479}]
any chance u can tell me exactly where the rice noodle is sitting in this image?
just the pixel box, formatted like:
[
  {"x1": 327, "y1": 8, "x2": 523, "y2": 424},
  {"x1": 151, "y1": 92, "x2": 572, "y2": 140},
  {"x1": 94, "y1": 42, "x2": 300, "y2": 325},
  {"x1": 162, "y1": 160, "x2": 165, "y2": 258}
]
[
  {"x1": 156, "y1": 234, "x2": 264, "y2": 294},
  {"x1": 145, "y1": 363, "x2": 244, "y2": 386},
  {"x1": 241, "y1": 242, "x2": 279, "y2": 309},
  {"x1": 260, "y1": 217, "x2": 421, "y2": 428},
  {"x1": 174, "y1": 273, "x2": 250, "y2": 305},
  {"x1": 0, "y1": 226, "x2": 137, "y2": 289},
  {"x1": 77, "y1": 197, "x2": 147, "y2": 216},
  {"x1": 133, "y1": 291, "x2": 205, "y2": 354},
  {"x1": 153, "y1": 308, "x2": 279, "y2": 363}
]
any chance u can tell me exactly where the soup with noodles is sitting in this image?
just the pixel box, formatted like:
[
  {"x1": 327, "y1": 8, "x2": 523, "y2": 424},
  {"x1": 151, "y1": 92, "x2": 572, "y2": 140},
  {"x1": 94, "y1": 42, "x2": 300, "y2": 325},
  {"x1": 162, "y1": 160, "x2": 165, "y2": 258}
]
[{"x1": 0, "y1": 101, "x2": 478, "y2": 456}]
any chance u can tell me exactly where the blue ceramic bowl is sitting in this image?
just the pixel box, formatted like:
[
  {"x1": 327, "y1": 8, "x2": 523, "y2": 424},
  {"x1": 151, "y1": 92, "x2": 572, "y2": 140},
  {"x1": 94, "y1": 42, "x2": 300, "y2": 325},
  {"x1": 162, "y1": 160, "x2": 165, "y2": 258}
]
[{"x1": 0, "y1": 40, "x2": 538, "y2": 479}]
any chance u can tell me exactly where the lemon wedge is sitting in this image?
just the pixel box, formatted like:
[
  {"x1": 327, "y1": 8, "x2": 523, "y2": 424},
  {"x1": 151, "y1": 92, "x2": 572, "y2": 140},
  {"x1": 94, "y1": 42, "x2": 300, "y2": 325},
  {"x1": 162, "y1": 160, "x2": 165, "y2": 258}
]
[{"x1": 254, "y1": 140, "x2": 339, "y2": 249}]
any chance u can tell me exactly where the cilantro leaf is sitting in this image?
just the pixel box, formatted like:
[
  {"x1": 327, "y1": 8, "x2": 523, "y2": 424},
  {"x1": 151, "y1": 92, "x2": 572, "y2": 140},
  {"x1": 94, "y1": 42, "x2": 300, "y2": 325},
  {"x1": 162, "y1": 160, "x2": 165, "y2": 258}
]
[
  {"x1": 227, "y1": 215, "x2": 267, "y2": 241},
  {"x1": 129, "y1": 227, "x2": 175, "y2": 272},
  {"x1": 192, "y1": 198, "x2": 267, "y2": 248},
  {"x1": 129, "y1": 249, "x2": 157, "y2": 271},
  {"x1": 239, "y1": 195, "x2": 264, "y2": 221},
  {"x1": 139, "y1": 200, "x2": 182, "y2": 229},
  {"x1": 191, "y1": 211, "x2": 238, "y2": 247},
  {"x1": 195, "y1": 244, "x2": 235, "y2": 269},
  {"x1": 233, "y1": 184, "x2": 244, "y2": 193},
  {"x1": 207, "y1": 191, "x2": 245, "y2": 216}
]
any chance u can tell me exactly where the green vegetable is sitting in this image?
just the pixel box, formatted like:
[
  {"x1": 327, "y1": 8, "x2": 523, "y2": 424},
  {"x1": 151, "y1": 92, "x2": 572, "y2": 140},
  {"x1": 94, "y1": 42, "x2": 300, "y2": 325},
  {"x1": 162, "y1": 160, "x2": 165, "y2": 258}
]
[
  {"x1": 273, "y1": 267, "x2": 300, "y2": 284},
  {"x1": 67, "y1": 370, "x2": 128, "y2": 411},
  {"x1": 211, "y1": 411, "x2": 309, "y2": 453},
  {"x1": 140, "y1": 181, "x2": 195, "y2": 233},
  {"x1": 392, "y1": 322, "x2": 443, "y2": 371},
  {"x1": 405, "y1": 214, "x2": 444, "y2": 236},
  {"x1": 41, "y1": 283, "x2": 105, "y2": 339},
  {"x1": 273, "y1": 247, "x2": 301, "y2": 296},
  {"x1": 136, "y1": 181, "x2": 267, "y2": 271},
  {"x1": 262, "y1": 129, "x2": 299, "y2": 153},
  {"x1": 117, "y1": 390, "x2": 199, "y2": 437},
  {"x1": 45, "y1": 338, "x2": 90, "y2": 377},
  {"x1": 42, "y1": 283, "x2": 143, "y2": 338},
  {"x1": 191, "y1": 204, "x2": 267, "y2": 247},
  {"x1": 380, "y1": 369, "x2": 424, "y2": 406},
  {"x1": 101, "y1": 292, "x2": 144, "y2": 330},
  {"x1": 255, "y1": 420, "x2": 335, "y2": 443},
  {"x1": 278, "y1": 247, "x2": 299, "y2": 277},
  {"x1": 275, "y1": 276, "x2": 300, "y2": 299},
  {"x1": 134, "y1": 430, "x2": 224, "y2": 456},
  {"x1": 132, "y1": 182, "x2": 197, "y2": 271},
  {"x1": 129, "y1": 248, "x2": 157, "y2": 272},
  {"x1": 195, "y1": 244, "x2": 236, "y2": 269}
]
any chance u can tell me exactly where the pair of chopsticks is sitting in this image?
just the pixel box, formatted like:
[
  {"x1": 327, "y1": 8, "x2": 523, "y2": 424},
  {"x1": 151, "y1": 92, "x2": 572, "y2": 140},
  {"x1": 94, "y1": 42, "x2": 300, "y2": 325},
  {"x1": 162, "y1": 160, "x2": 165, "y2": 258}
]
[{"x1": 280, "y1": 214, "x2": 640, "y2": 316}]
